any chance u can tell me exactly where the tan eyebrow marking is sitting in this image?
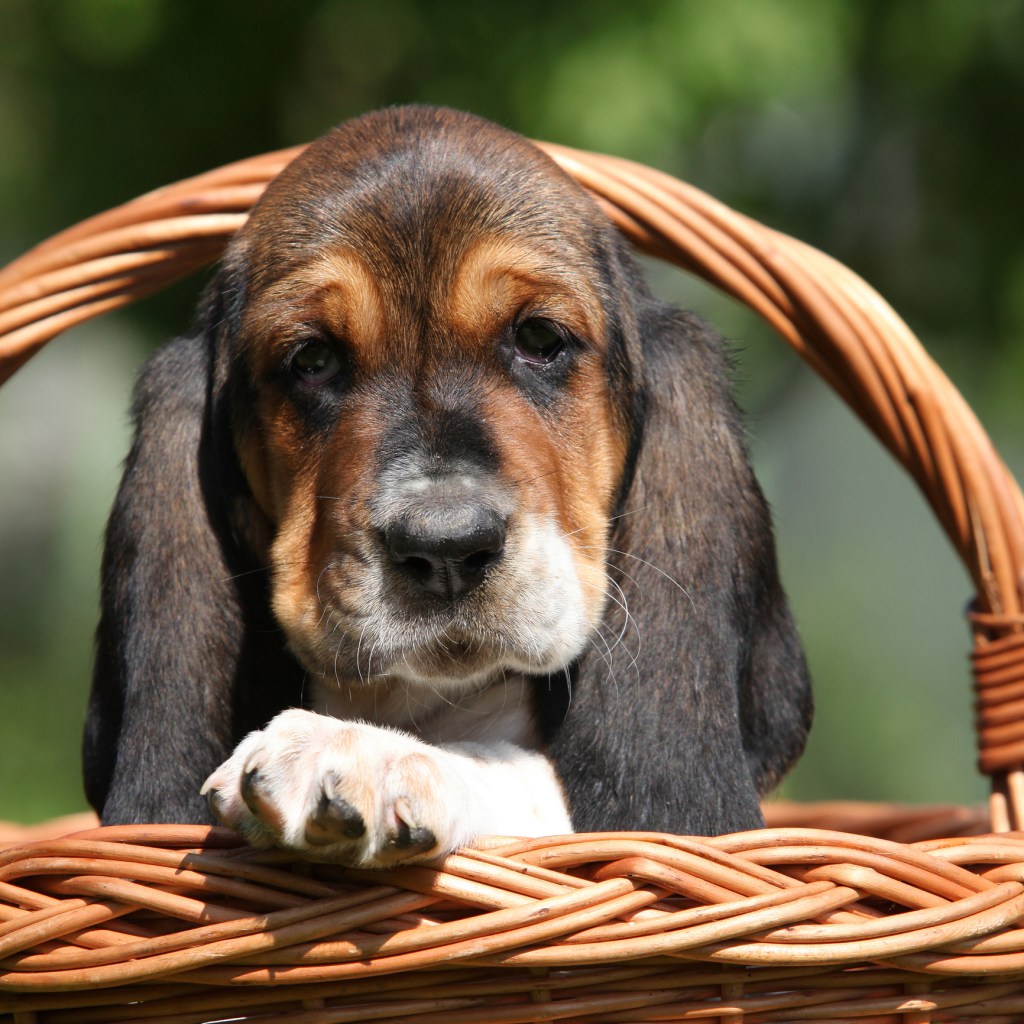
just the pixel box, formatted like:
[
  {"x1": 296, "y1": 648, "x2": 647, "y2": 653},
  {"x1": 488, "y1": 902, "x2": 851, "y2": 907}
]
[
  {"x1": 447, "y1": 235, "x2": 606, "y2": 343},
  {"x1": 241, "y1": 248, "x2": 385, "y2": 367},
  {"x1": 310, "y1": 249, "x2": 385, "y2": 347}
]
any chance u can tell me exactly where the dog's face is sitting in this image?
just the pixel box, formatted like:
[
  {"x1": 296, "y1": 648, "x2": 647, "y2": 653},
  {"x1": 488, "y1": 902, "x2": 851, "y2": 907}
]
[
  {"x1": 86, "y1": 106, "x2": 811, "y2": 836},
  {"x1": 223, "y1": 109, "x2": 638, "y2": 689}
]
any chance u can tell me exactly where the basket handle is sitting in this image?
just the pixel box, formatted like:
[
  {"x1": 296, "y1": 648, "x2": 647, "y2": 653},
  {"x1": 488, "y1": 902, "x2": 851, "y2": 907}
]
[{"x1": 2, "y1": 140, "x2": 1022, "y2": 827}]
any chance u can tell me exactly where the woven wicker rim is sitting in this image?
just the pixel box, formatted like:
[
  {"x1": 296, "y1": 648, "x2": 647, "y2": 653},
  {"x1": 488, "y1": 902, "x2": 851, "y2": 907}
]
[
  {"x1": 3, "y1": 138, "x2": 1024, "y2": 1020},
  {"x1": 4, "y1": 823, "x2": 1024, "y2": 1020}
]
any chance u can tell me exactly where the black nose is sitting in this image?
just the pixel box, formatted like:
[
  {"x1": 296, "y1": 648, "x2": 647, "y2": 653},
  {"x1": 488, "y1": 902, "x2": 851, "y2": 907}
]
[{"x1": 385, "y1": 500, "x2": 506, "y2": 600}]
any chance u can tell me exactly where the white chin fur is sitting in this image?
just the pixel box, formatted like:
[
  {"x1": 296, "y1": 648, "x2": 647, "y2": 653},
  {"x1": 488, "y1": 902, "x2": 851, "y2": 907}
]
[{"x1": 303, "y1": 512, "x2": 599, "y2": 689}]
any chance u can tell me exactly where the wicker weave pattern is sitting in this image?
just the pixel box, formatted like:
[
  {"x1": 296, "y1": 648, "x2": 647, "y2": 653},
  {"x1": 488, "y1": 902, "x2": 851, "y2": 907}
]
[
  {"x1": 4, "y1": 823, "x2": 1024, "y2": 1022},
  {"x1": 0, "y1": 147, "x2": 301, "y2": 381}
]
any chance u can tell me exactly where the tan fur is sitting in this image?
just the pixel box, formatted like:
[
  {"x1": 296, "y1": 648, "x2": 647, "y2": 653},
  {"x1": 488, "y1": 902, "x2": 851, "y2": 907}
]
[
  {"x1": 88, "y1": 108, "x2": 810, "y2": 848},
  {"x1": 202, "y1": 109, "x2": 646, "y2": 862}
]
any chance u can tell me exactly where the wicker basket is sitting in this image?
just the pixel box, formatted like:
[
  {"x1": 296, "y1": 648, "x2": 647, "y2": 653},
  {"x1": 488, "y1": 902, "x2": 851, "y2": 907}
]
[{"x1": 1, "y1": 139, "x2": 1023, "y2": 1023}]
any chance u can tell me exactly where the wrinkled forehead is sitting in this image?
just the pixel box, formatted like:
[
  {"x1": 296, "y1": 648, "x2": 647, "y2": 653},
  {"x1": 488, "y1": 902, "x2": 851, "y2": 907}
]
[
  {"x1": 232, "y1": 125, "x2": 614, "y2": 358},
  {"x1": 235, "y1": 118, "x2": 612, "y2": 302}
]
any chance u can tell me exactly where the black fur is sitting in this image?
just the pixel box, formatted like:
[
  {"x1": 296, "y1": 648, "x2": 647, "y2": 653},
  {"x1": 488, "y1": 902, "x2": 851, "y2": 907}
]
[
  {"x1": 536, "y1": 299, "x2": 811, "y2": 834},
  {"x1": 84, "y1": 106, "x2": 811, "y2": 833}
]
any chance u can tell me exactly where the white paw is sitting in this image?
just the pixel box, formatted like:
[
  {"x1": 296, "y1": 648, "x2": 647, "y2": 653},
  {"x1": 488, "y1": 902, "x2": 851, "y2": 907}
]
[{"x1": 201, "y1": 710, "x2": 479, "y2": 866}]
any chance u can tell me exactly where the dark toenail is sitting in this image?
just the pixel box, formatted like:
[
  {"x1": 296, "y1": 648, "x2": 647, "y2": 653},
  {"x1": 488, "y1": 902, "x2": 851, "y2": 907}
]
[{"x1": 305, "y1": 790, "x2": 366, "y2": 845}]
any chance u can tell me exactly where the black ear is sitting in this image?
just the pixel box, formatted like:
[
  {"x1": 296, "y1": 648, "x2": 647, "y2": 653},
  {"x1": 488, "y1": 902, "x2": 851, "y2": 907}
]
[
  {"x1": 83, "y1": 265, "x2": 305, "y2": 824},
  {"x1": 539, "y1": 296, "x2": 812, "y2": 836}
]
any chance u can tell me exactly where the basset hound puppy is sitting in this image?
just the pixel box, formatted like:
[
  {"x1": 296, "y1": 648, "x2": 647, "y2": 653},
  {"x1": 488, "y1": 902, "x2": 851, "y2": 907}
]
[{"x1": 83, "y1": 106, "x2": 812, "y2": 865}]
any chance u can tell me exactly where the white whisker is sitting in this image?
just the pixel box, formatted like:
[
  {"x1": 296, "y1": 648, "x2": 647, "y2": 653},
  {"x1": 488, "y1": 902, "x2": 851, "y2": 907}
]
[
  {"x1": 580, "y1": 544, "x2": 697, "y2": 614},
  {"x1": 563, "y1": 505, "x2": 651, "y2": 540}
]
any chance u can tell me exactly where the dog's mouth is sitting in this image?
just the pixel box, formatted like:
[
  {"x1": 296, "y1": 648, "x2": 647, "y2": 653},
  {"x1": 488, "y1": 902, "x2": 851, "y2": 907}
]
[
  {"x1": 384, "y1": 629, "x2": 509, "y2": 684},
  {"x1": 304, "y1": 609, "x2": 568, "y2": 687}
]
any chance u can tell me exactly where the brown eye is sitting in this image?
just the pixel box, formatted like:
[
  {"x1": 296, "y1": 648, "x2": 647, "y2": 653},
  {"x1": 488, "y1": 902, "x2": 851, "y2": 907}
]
[
  {"x1": 514, "y1": 319, "x2": 565, "y2": 365},
  {"x1": 292, "y1": 339, "x2": 341, "y2": 385}
]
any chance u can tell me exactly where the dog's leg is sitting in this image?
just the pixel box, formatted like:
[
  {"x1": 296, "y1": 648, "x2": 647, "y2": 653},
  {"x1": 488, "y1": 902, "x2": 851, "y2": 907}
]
[{"x1": 201, "y1": 708, "x2": 571, "y2": 864}]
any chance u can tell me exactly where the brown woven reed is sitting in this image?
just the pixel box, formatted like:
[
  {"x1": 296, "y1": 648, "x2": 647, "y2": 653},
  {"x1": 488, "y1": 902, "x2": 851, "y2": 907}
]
[{"x1": 2, "y1": 138, "x2": 1024, "y2": 1022}]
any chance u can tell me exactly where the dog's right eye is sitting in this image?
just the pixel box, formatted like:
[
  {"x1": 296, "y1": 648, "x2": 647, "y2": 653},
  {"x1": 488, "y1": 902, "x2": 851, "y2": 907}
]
[
  {"x1": 514, "y1": 319, "x2": 565, "y2": 365},
  {"x1": 291, "y1": 339, "x2": 342, "y2": 386}
]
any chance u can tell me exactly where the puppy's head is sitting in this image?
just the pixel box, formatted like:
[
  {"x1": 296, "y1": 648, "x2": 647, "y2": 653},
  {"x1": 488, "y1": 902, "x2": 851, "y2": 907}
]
[{"x1": 218, "y1": 107, "x2": 642, "y2": 689}]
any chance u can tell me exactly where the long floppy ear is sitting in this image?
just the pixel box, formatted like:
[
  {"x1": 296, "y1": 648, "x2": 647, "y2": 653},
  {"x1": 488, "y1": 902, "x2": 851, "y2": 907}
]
[
  {"x1": 83, "y1": 264, "x2": 305, "y2": 824},
  {"x1": 540, "y1": 294, "x2": 812, "y2": 836}
]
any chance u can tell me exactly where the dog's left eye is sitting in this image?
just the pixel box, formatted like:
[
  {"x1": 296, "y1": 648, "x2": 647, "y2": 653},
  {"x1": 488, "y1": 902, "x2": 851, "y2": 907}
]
[
  {"x1": 291, "y1": 339, "x2": 342, "y2": 386},
  {"x1": 514, "y1": 320, "x2": 565, "y2": 365}
]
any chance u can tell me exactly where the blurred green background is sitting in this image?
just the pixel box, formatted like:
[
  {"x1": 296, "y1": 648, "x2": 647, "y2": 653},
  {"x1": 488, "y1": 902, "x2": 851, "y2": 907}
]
[{"x1": 2, "y1": 0, "x2": 1022, "y2": 823}]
